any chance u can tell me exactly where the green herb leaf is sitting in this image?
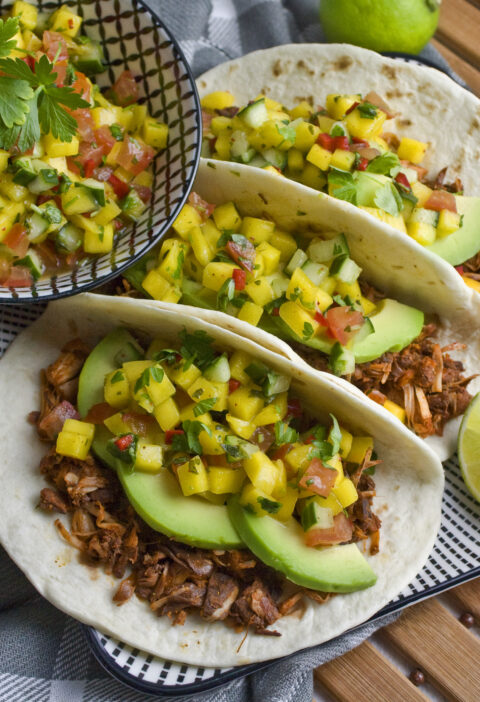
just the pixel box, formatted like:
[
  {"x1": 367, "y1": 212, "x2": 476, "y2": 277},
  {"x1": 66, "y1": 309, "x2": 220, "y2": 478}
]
[
  {"x1": 134, "y1": 365, "x2": 164, "y2": 393},
  {"x1": 193, "y1": 397, "x2": 218, "y2": 417},
  {"x1": 0, "y1": 76, "x2": 33, "y2": 128},
  {"x1": 174, "y1": 420, "x2": 211, "y2": 455},
  {"x1": 0, "y1": 18, "x2": 20, "y2": 58},
  {"x1": 109, "y1": 123, "x2": 123, "y2": 141},
  {"x1": 366, "y1": 151, "x2": 400, "y2": 176},
  {"x1": 179, "y1": 329, "x2": 217, "y2": 372},
  {"x1": 328, "y1": 167, "x2": 357, "y2": 205},
  {"x1": 274, "y1": 420, "x2": 298, "y2": 446},
  {"x1": 257, "y1": 496, "x2": 281, "y2": 514},
  {"x1": 357, "y1": 102, "x2": 378, "y2": 119},
  {"x1": 217, "y1": 276, "x2": 235, "y2": 313},
  {"x1": 373, "y1": 182, "x2": 403, "y2": 216},
  {"x1": 302, "y1": 321, "x2": 314, "y2": 341},
  {"x1": 328, "y1": 414, "x2": 342, "y2": 457},
  {"x1": 111, "y1": 370, "x2": 125, "y2": 384},
  {"x1": 277, "y1": 122, "x2": 296, "y2": 143}
]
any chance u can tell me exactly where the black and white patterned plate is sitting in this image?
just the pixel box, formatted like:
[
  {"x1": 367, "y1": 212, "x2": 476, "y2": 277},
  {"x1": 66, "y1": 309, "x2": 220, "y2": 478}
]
[{"x1": 0, "y1": 0, "x2": 201, "y2": 302}]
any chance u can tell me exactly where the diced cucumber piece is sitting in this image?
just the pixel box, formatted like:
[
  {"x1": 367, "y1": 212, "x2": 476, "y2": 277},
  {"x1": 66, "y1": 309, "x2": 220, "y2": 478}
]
[
  {"x1": 120, "y1": 189, "x2": 146, "y2": 221},
  {"x1": 398, "y1": 165, "x2": 418, "y2": 184},
  {"x1": 230, "y1": 130, "x2": 256, "y2": 163},
  {"x1": 329, "y1": 343, "x2": 355, "y2": 376},
  {"x1": 237, "y1": 98, "x2": 268, "y2": 128},
  {"x1": 302, "y1": 260, "x2": 329, "y2": 286},
  {"x1": 307, "y1": 234, "x2": 350, "y2": 263},
  {"x1": 55, "y1": 223, "x2": 83, "y2": 254},
  {"x1": 12, "y1": 158, "x2": 37, "y2": 186},
  {"x1": 329, "y1": 255, "x2": 362, "y2": 284},
  {"x1": 13, "y1": 249, "x2": 44, "y2": 281},
  {"x1": 26, "y1": 211, "x2": 49, "y2": 243},
  {"x1": 261, "y1": 148, "x2": 287, "y2": 171},
  {"x1": 28, "y1": 168, "x2": 59, "y2": 194},
  {"x1": 245, "y1": 361, "x2": 270, "y2": 384},
  {"x1": 223, "y1": 435, "x2": 258, "y2": 460},
  {"x1": 71, "y1": 37, "x2": 105, "y2": 75},
  {"x1": 285, "y1": 248, "x2": 308, "y2": 275},
  {"x1": 81, "y1": 178, "x2": 106, "y2": 207},
  {"x1": 203, "y1": 353, "x2": 231, "y2": 383},
  {"x1": 351, "y1": 316, "x2": 374, "y2": 345},
  {"x1": 265, "y1": 272, "x2": 289, "y2": 297},
  {"x1": 264, "y1": 371, "x2": 290, "y2": 396},
  {"x1": 409, "y1": 207, "x2": 439, "y2": 226},
  {"x1": 301, "y1": 500, "x2": 334, "y2": 531},
  {"x1": 62, "y1": 186, "x2": 98, "y2": 215},
  {"x1": 248, "y1": 155, "x2": 269, "y2": 168},
  {"x1": 329, "y1": 121, "x2": 349, "y2": 137}
]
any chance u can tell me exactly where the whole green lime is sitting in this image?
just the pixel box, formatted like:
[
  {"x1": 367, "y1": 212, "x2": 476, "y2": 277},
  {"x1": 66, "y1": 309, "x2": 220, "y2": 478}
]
[{"x1": 319, "y1": 0, "x2": 440, "y2": 54}]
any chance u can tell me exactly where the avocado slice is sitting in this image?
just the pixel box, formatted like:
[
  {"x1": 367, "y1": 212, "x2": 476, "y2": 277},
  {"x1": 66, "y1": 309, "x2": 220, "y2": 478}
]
[
  {"x1": 427, "y1": 195, "x2": 480, "y2": 266},
  {"x1": 77, "y1": 328, "x2": 243, "y2": 549},
  {"x1": 228, "y1": 497, "x2": 376, "y2": 592},
  {"x1": 352, "y1": 298, "x2": 424, "y2": 364}
]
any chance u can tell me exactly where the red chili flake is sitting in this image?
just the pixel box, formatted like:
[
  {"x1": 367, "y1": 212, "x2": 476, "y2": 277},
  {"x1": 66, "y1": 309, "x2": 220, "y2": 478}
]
[
  {"x1": 455, "y1": 265, "x2": 464, "y2": 276},
  {"x1": 316, "y1": 133, "x2": 334, "y2": 152},
  {"x1": 314, "y1": 310, "x2": 329, "y2": 326},
  {"x1": 345, "y1": 101, "x2": 360, "y2": 115},
  {"x1": 68, "y1": 19, "x2": 75, "y2": 28},
  {"x1": 333, "y1": 136, "x2": 349, "y2": 151},
  {"x1": 356, "y1": 157, "x2": 369, "y2": 171},
  {"x1": 228, "y1": 379, "x2": 241, "y2": 394},
  {"x1": 232, "y1": 268, "x2": 246, "y2": 291},
  {"x1": 272, "y1": 306, "x2": 280, "y2": 316},
  {"x1": 165, "y1": 429, "x2": 184, "y2": 444},
  {"x1": 114, "y1": 434, "x2": 134, "y2": 451},
  {"x1": 108, "y1": 173, "x2": 130, "y2": 199}
]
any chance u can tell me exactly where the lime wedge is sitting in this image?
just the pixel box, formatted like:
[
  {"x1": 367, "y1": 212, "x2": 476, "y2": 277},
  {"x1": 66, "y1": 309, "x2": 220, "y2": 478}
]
[{"x1": 458, "y1": 393, "x2": 480, "y2": 502}]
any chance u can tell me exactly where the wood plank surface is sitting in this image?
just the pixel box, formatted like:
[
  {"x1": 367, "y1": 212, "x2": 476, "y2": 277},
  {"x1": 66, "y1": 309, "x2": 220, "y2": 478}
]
[
  {"x1": 314, "y1": 640, "x2": 429, "y2": 702},
  {"x1": 382, "y1": 598, "x2": 480, "y2": 702},
  {"x1": 431, "y1": 38, "x2": 480, "y2": 95},
  {"x1": 436, "y1": 0, "x2": 480, "y2": 67},
  {"x1": 446, "y1": 576, "x2": 480, "y2": 620}
]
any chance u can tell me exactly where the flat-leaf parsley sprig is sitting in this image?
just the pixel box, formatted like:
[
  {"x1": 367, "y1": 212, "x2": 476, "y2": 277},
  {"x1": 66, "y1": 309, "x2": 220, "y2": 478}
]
[{"x1": 0, "y1": 17, "x2": 89, "y2": 152}]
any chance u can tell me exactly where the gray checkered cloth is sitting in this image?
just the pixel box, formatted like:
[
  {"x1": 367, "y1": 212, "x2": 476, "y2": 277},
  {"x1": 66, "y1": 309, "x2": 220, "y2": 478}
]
[{"x1": 0, "y1": 1, "x2": 458, "y2": 700}]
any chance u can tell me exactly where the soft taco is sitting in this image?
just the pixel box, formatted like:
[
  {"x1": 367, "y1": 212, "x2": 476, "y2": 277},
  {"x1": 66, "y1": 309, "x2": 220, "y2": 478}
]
[
  {"x1": 0, "y1": 293, "x2": 443, "y2": 666},
  {"x1": 196, "y1": 43, "x2": 480, "y2": 294},
  {"x1": 121, "y1": 160, "x2": 480, "y2": 460}
]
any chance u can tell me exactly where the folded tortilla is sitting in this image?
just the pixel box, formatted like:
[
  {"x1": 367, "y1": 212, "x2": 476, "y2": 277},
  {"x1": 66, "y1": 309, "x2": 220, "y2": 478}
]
[
  {"x1": 149, "y1": 159, "x2": 480, "y2": 461},
  {"x1": 197, "y1": 43, "x2": 480, "y2": 280},
  {"x1": 0, "y1": 293, "x2": 443, "y2": 666}
]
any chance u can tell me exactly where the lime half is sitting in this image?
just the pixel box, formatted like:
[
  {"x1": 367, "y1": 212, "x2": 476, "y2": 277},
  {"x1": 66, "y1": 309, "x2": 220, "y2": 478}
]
[{"x1": 458, "y1": 392, "x2": 480, "y2": 502}]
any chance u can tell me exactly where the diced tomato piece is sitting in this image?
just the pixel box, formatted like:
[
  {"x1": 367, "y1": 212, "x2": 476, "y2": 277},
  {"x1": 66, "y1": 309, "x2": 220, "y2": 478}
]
[
  {"x1": 43, "y1": 31, "x2": 68, "y2": 62},
  {"x1": 93, "y1": 165, "x2": 114, "y2": 182},
  {"x1": 84, "y1": 402, "x2": 117, "y2": 424},
  {"x1": 165, "y1": 429, "x2": 184, "y2": 444},
  {"x1": 122, "y1": 412, "x2": 157, "y2": 437},
  {"x1": 188, "y1": 192, "x2": 216, "y2": 220},
  {"x1": 52, "y1": 60, "x2": 68, "y2": 87},
  {"x1": 113, "y1": 219, "x2": 124, "y2": 231},
  {"x1": 314, "y1": 310, "x2": 329, "y2": 326},
  {"x1": 287, "y1": 398, "x2": 302, "y2": 418},
  {"x1": 271, "y1": 443, "x2": 293, "y2": 462},
  {"x1": 202, "y1": 110, "x2": 213, "y2": 131},
  {"x1": 116, "y1": 135, "x2": 155, "y2": 176},
  {"x1": 72, "y1": 71, "x2": 91, "y2": 102},
  {"x1": 2, "y1": 265, "x2": 32, "y2": 287},
  {"x1": 356, "y1": 157, "x2": 368, "y2": 171},
  {"x1": 228, "y1": 379, "x2": 241, "y2": 394},
  {"x1": 36, "y1": 241, "x2": 62, "y2": 271},
  {"x1": 68, "y1": 139, "x2": 104, "y2": 176},
  {"x1": 251, "y1": 425, "x2": 275, "y2": 452},
  {"x1": 83, "y1": 159, "x2": 95, "y2": 178},
  {"x1": 109, "y1": 70, "x2": 139, "y2": 107},
  {"x1": 95, "y1": 126, "x2": 116, "y2": 156},
  {"x1": 367, "y1": 389, "x2": 387, "y2": 406},
  {"x1": 232, "y1": 268, "x2": 246, "y2": 291},
  {"x1": 345, "y1": 101, "x2": 360, "y2": 115},
  {"x1": 226, "y1": 238, "x2": 255, "y2": 272},
  {"x1": 424, "y1": 190, "x2": 457, "y2": 213},
  {"x1": 352, "y1": 137, "x2": 369, "y2": 146},
  {"x1": 304, "y1": 513, "x2": 353, "y2": 547},
  {"x1": 333, "y1": 136, "x2": 349, "y2": 151},
  {"x1": 133, "y1": 184, "x2": 152, "y2": 203},
  {"x1": 326, "y1": 306, "x2": 364, "y2": 346},
  {"x1": 455, "y1": 265, "x2": 464, "y2": 276},
  {"x1": 299, "y1": 457, "x2": 338, "y2": 497},
  {"x1": 72, "y1": 108, "x2": 95, "y2": 141},
  {"x1": 108, "y1": 173, "x2": 130, "y2": 199},
  {"x1": 395, "y1": 172, "x2": 411, "y2": 190},
  {"x1": 4, "y1": 224, "x2": 29, "y2": 257},
  {"x1": 400, "y1": 160, "x2": 428, "y2": 181},
  {"x1": 65, "y1": 251, "x2": 81, "y2": 268},
  {"x1": 115, "y1": 434, "x2": 134, "y2": 451},
  {"x1": 317, "y1": 133, "x2": 334, "y2": 152}
]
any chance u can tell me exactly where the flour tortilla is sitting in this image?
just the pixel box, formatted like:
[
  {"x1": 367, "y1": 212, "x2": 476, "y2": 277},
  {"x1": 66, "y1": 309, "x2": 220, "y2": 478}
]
[
  {"x1": 197, "y1": 43, "x2": 480, "y2": 278},
  {"x1": 151, "y1": 160, "x2": 480, "y2": 461},
  {"x1": 0, "y1": 293, "x2": 443, "y2": 666}
]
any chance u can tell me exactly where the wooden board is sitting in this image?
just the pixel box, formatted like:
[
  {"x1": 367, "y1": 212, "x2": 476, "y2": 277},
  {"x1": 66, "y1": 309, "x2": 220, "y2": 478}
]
[{"x1": 436, "y1": 0, "x2": 480, "y2": 67}]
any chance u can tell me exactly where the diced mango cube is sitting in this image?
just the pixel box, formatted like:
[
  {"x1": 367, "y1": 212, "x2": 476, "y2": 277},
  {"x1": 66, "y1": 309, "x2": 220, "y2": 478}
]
[
  {"x1": 311, "y1": 493, "x2": 344, "y2": 516},
  {"x1": 177, "y1": 456, "x2": 209, "y2": 495},
  {"x1": 229, "y1": 350, "x2": 253, "y2": 384},
  {"x1": 330, "y1": 149, "x2": 356, "y2": 171},
  {"x1": 208, "y1": 467, "x2": 245, "y2": 494},
  {"x1": 254, "y1": 392, "x2": 287, "y2": 426},
  {"x1": 240, "y1": 216, "x2": 275, "y2": 244},
  {"x1": 187, "y1": 376, "x2": 219, "y2": 403},
  {"x1": 338, "y1": 427, "x2": 353, "y2": 458},
  {"x1": 142, "y1": 269, "x2": 182, "y2": 303},
  {"x1": 326, "y1": 94, "x2": 359, "y2": 120},
  {"x1": 201, "y1": 91, "x2": 235, "y2": 112},
  {"x1": 299, "y1": 162, "x2": 327, "y2": 190},
  {"x1": 134, "y1": 441, "x2": 163, "y2": 473},
  {"x1": 173, "y1": 204, "x2": 202, "y2": 238},
  {"x1": 226, "y1": 413, "x2": 256, "y2": 440},
  {"x1": 333, "y1": 477, "x2": 358, "y2": 508},
  {"x1": 83, "y1": 223, "x2": 114, "y2": 254},
  {"x1": 269, "y1": 229, "x2": 297, "y2": 261},
  {"x1": 289, "y1": 101, "x2": 313, "y2": 120},
  {"x1": 245, "y1": 276, "x2": 275, "y2": 307},
  {"x1": 153, "y1": 395, "x2": 179, "y2": 431},
  {"x1": 104, "y1": 368, "x2": 130, "y2": 408},
  {"x1": 202, "y1": 261, "x2": 238, "y2": 291},
  {"x1": 383, "y1": 399, "x2": 406, "y2": 423},
  {"x1": 256, "y1": 241, "x2": 281, "y2": 274},
  {"x1": 198, "y1": 423, "x2": 227, "y2": 455},
  {"x1": 44, "y1": 134, "x2": 79, "y2": 158},
  {"x1": 279, "y1": 301, "x2": 320, "y2": 341},
  {"x1": 347, "y1": 436, "x2": 374, "y2": 464},
  {"x1": 243, "y1": 451, "x2": 278, "y2": 494},
  {"x1": 228, "y1": 386, "x2": 264, "y2": 422},
  {"x1": 285, "y1": 443, "x2": 312, "y2": 473},
  {"x1": 397, "y1": 137, "x2": 428, "y2": 165},
  {"x1": 287, "y1": 148, "x2": 304, "y2": 172},
  {"x1": 407, "y1": 221, "x2": 436, "y2": 246},
  {"x1": 411, "y1": 181, "x2": 433, "y2": 208},
  {"x1": 437, "y1": 209, "x2": 461, "y2": 238},
  {"x1": 212, "y1": 201, "x2": 241, "y2": 231},
  {"x1": 344, "y1": 107, "x2": 387, "y2": 139},
  {"x1": 14, "y1": 1, "x2": 38, "y2": 30},
  {"x1": 168, "y1": 362, "x2": 201, "y2": 390},
  {"x1": 158, "y1": 238, "x2": 187, "y2": 284},
  {"x1": 306, "y1": 143, "x2": 332, "y2": 171},
  {"x1": 294, "y1": 121, "x2": 320, "y2": 152},
  {"x1": 274, "y1": 486, "x2": 298, "y2": 521},
  {"x1": 142, "y1": 118, "x2": 168, "y2": 150},
  {"x1": 237, "y1": 300, "x2": 264, "y2": 326},
  {"x1": 240, "y1": 483, "x2": 281, "y2": 516}
]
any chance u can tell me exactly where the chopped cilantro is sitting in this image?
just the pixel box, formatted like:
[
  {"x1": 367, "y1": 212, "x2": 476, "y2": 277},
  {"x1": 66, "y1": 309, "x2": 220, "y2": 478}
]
[
  {"x1": 193, "y1": 397, "x2": 218, "y2": 417},
  {"x1": 257, "y1": 496, "x2": 281, "y2": 514},
  {"x1": 217, "y1": 276, "x2": 235, "y2": 312},
  {"x1": 366, "y1": 151, "x2": 400, "y2": 176},
  {"x1": 357, "y1": 102, "x2": 378, "y2": 119},
  {"x1": 374, "y1": 182, "x2": 403, "y2": 217},
  {"x1": 109, "y1": 123, "x2": 123, "y2": 141},
  {"x1": 302, "y1": 321, "x2": 314, "y2": 341},
  {"x1": 110, "y1": 370, "x2": 125, "y2": 384},
  {"x1": 134, "y1": 365, "x2": 164, "y2": 394},
  {"x1": 274, "y1": 420, "x2": 298, "y2": 446},
  {"x1": 179, "y1": 329, "x2": 217, "y2": 372},
  {"x1": 328, "y1": 167, "x2": 357, "y2": 205}
]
